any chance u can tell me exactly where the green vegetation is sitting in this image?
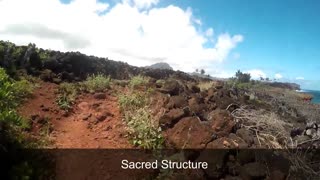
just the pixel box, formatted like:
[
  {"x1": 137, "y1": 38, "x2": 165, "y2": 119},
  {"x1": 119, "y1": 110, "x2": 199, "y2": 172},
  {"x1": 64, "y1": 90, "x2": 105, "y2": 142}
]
[
  {"x1": 12, "y1": 46, "x2": 24, "y2": 59},
  {"x1": 129, "y1": 75, "x2": 149, "y2": 89},
  {"x1": 56, "y1": 83, "x2": 78, "y2": 111},
  {"x1": 55, "y1": 74, "x2": 112, "y2": 111},
  {"x1": 125, "y1": 108, "x2": 163, "y2": 149},
  {"x1": 0, "y1": 68, "x2": 33, "y2": 129},
  {"x1": 0, "y1": 68, "x2": 53, "y2": 179},
  {"x1": 83, "y1": 73, "x2": 111, "y2": 93},
  {"x1": 118, "y1": 92, "x2": 147, "y2": 111},
  {"x1": 235, "y1": 70, "x2": 251, "y2": 83},
  {"x1": 38, "y1": 51, "x2": 50, "y2": 61},
  {"x1": 118, "y1": 91, "x2": 163, "y2": 149},
  {"x1": 0, "y1": 43, "x2": 5, "y2": 56}
]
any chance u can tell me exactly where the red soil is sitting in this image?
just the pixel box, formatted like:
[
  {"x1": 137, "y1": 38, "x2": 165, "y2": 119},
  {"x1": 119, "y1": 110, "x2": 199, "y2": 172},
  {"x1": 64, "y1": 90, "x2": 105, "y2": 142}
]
[{"x1": 18, "y1": 82, "x2": 133, "y2": 148}]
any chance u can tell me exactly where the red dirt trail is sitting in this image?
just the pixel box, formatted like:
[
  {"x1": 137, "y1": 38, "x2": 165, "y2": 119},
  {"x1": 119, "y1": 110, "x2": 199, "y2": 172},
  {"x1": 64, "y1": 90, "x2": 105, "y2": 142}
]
[
  {"x1": 18, "y1": 82, "x2": 155, "y2": 179},
  {"x1": 18, "y1": 82, "x2": 133, "y2": 148}
]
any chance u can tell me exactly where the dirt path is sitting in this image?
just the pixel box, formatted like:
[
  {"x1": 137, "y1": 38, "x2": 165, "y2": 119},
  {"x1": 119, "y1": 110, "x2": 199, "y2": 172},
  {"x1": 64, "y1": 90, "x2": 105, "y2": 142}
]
[
  {"x1": 53, "y1": 92, "x2": 132, "y2": 148},
  {"x1": 18, "y1": 82, "x2": 133, "y2": 149},
  {"x1": 18, "y1": 82, "x2": 154, "y2": 179}
]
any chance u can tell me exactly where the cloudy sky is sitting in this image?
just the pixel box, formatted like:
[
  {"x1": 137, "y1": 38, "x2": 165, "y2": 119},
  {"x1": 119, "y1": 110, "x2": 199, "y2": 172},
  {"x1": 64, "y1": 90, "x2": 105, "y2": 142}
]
[{"x1": 0, "y1": 0, "x2": 319, "y2": 90}]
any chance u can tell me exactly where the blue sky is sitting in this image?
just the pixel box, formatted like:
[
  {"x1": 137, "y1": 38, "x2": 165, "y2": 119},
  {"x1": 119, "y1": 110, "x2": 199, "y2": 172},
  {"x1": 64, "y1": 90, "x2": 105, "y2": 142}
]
[
  {"x1": 1, "y1": 0, "x2": 319, "y2": 90},
  {"x1": 58, "y1": 0, "x2": 320, "y2": 90},
  {"x1": 169, "y1": 0, "x2": 320, "y2": 89}
]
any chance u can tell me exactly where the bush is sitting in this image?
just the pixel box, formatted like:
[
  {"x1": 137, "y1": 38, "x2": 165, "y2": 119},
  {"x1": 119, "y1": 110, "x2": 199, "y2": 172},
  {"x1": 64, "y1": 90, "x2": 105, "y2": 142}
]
[
  {"x1": 12, "y1": 47, "x2": 24, "y2": 59},
  {"x1": 118, "y1": 92, "x2": 147, "y2": 112},
  {"x1": 235, "y1": 70, "x2": 251, "y2": 83},
  {"x1": 56, "y1": 83, "x2": 78, "y2": 111},
  {"x1": 37, "y1": 50, "x2": 50, "y2": 61},
  {"x1": 124, "y1": 108, "x2": 164, "y2": 149},
  {"x1": 0, "y1": 68, "x2": 34, "y2": 109},
  {"x1": 83, "y1": 74, "x2": 111, "y2": 93},
  {"x1": 0, "y1": 109, "x2": 30, "y2": 130},
  {"x1": 12, "y1": 79, "x2": 34, "y2": 99},
  {"x1": 129, "y1": 75, "x2": 149, "y2": 89},
  {"x1": 118, "y1": 91, "x2": 163, "y2": 149},
  {"x1": 0, "y1": 67, "x2": 33, "y2": 133}
]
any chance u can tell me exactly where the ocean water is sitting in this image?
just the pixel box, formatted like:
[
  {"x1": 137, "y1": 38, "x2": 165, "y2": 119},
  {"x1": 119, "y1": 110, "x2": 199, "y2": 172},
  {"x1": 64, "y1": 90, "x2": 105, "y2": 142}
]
[{"x1": 302, "y1": 90, "x2": 320, "y2": 104}]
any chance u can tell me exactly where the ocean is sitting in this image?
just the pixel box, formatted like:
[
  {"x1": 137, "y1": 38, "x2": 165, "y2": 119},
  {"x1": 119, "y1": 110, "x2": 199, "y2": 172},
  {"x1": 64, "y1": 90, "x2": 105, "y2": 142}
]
[{"x1": 301, "y1": 90, "x2": 320, "y2": 104}]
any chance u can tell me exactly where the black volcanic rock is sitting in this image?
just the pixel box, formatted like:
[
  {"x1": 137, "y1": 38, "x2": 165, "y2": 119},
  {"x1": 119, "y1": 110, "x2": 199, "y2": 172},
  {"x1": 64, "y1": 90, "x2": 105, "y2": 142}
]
[
  {"x1": 267, "y1": 82, "x2": 300, "y2": 90},
  {"x1": 0, "y1": 40, "x2": 196, "y2": 82},
  {"x1": 146, "y1": 62, "x2": 173, "y2": 70}
]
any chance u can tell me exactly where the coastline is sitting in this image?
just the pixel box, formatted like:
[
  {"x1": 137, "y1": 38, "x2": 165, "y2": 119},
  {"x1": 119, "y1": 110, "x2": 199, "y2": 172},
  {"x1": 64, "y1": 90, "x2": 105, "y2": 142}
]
[{"x1": 299, "y1": 89, "x2": 320, "y2": 104}]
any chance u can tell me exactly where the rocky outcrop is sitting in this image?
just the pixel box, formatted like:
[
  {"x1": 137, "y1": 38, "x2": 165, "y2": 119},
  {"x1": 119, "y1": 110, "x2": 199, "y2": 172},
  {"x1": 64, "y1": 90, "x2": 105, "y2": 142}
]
[
  {"x1": 267, "y1": 82, "x2": 300, "y2": 90},
  {"x1": 145, "y1": 62, "x2": 173, "y2": 70}
]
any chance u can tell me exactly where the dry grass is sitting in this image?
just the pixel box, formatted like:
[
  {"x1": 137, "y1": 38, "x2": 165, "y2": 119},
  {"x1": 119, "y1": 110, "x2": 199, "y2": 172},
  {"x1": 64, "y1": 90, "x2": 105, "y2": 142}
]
[
  {"x1": 231, "y1": 106, "x2": 292, "y2": 148},
  {"x1": 197, "y1": 81, "x2": 214, "y2": 91},
  {"x1": 231, "y1": 106, "x2": 320, "y2": 177},
  {"x1": 287, "y1": 149, "x2": 320, "y2": 178}
]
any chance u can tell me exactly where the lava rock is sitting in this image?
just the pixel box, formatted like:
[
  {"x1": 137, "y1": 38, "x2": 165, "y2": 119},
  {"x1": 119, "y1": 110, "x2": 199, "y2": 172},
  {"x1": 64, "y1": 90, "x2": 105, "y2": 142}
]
[{"x1": 94, "y1": 93, "x2": 107, "y2": 100}]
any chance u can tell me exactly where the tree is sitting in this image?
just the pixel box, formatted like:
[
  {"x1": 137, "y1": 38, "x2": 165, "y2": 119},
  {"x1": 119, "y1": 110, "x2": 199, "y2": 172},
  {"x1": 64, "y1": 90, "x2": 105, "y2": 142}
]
[
  {"x1": 200, "y1": 69, "x2": 205, "y2": 75},
  {"x1": 195, "y1": 69, "x2": 199, "y2": 73},
  {"x1": 235, "y1": 70, "x2": 251, "y2": 83}
]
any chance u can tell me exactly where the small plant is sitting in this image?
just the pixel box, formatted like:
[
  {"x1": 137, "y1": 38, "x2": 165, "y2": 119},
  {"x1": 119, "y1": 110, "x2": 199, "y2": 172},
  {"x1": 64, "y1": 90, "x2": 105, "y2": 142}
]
[
  {"x1": 124, "y1": 108, "x2": 164, "y2": 149},
  {"x1": 129, "y1": 75, "x2": 149, "y2": 89},
  {"x1": 118, "y1": 90, "x2": 163, "y2": 149},
  {"x1": 118, "y1": 92, "x2": 147, "y2": 111},
  {"x1": 0, "y1": 110, "x2": 30, "y2": 130},
  {"x1": 56, "y1": 83, "x2": 78, "y2": 111},
  {"x1": 83, "y1": 74, "x2": 111, "y2": 93},
  {"x1": 12, "y1": 79, "x2": 34, "y2": 99}
]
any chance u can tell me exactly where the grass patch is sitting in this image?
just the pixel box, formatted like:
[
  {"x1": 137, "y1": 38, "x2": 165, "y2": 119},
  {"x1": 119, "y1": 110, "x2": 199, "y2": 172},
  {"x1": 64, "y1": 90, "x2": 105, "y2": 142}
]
[
  {"x1": 124, "y1": 108, "x2": 164, "y2": 149},
  {"x1": 83, "y1": 74, "x2": 111, "y2": 93},
  {"x1": 197, "y1": 81, "x2": 213, "y2": 91},
  {"x1": 129, "y1": 75, "x2": 149, "y2": 89},
  {"x1": 56, "y1": 74, "x2": 111, "y2": 111},
  {"x1": 0, "y1": 67, "x2": 54, "y2": 179},
  {"x1": 118, "y1": 91, "x2": 163, "y2": 149},
  {"x1": 118, "y1": 92, "x2": 148, "y2": 111},
  {"x1": 56, "y1": 83, "x2": 78, "y2": 111}
]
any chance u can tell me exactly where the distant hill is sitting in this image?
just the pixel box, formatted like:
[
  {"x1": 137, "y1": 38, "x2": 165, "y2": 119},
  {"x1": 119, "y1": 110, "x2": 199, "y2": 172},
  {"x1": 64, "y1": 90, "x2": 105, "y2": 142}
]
[
  {"x1": 146, "y1": 62, "x2": 173, "y2": 70},
  {"x1": 267, "y1": 82, "x2": 300, "y2": 90}
]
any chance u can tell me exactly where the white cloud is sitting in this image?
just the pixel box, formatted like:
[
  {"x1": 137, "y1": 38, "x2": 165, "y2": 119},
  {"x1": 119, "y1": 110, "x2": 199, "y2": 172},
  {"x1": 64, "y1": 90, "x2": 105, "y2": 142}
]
[
  {"x1": 233, "y1": 52, "x2": 240, "y2": 59},
  {"x1": 128, "y1": 0, "x2": 159, "y2": 9},
  {"x1": 205, "y1": 28, "x2": 214, "y2": 37},
  {"x1": 296, "y1": 77, "x2": 305, "y2": 80},
  {"x1": 275, "y1": 73, "x2": 283, "y2": 79},
  {"x1": 246, "y1": 69, "x2": 267, "y2": 79},
  {"x1": 0, "y1": 0, "x2": 243, "y2": 73}
]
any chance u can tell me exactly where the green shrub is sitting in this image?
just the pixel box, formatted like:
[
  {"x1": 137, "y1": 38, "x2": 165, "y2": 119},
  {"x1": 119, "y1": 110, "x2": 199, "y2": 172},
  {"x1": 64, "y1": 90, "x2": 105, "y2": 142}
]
[
  {"x1": 124, "y1": 108, "x2": 164, "y2": 149},
  {"x1": 56, "y1": 83, "x2": 78, "y2": 111},
  {"x1": 129, "y1": 75, "x2": 149, "y2": 89},
  {"x1": 12, "y1": 79, "x2": 34, "y2": 99},
  {"x1": 0, "y1": 44, "x2": 5, "y2": 56},
  {"x1": 12, "y1": 47, "x2": 24, "y2": 59},
  {"x1": 83, "y1": 74, "x2": 111, "y2": 93},
  {"x1": 0, "y1": 67, "x2": 33, "y2": 132},
  {"x1": 0, "y1": 109, "x2": 30, "y2": 130},
  {"x1": 118, "y1": 92, "x2": 147, "y2": 111},
  {"x1": 38, "y1": 51, "x2": 50, "y2": 61},
  {"x1": 118, "y1": 91, "x2": 163, "y2": 149}
]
